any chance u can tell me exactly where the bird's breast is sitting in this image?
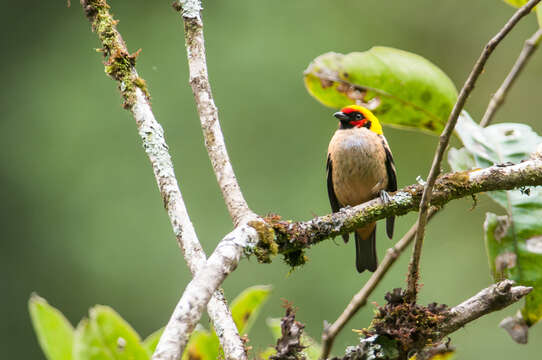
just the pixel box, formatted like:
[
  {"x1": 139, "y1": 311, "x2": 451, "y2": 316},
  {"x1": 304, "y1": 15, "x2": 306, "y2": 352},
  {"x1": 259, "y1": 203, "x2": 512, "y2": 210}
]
[{"x1": 328, "y1": 128, "x2": 388, "y2": 206}]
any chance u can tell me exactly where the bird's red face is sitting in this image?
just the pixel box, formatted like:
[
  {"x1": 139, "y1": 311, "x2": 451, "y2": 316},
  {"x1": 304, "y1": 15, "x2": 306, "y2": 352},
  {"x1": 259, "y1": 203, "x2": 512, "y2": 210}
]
[
  {"x1": 333, "y1": 105, "x2": 383, "y2": 135},
  {"x1": 340, "y1": 106, "x2": 370, "y2": 128},
  {"x1": 334, "y1": 106, "x2": 370, "y2": 129}
]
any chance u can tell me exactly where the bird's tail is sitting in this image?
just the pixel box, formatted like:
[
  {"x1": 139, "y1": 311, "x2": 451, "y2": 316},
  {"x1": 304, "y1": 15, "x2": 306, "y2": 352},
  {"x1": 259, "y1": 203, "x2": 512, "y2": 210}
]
[{"x1": 355, "y1": 223, "x2": 377, "y2": 273}]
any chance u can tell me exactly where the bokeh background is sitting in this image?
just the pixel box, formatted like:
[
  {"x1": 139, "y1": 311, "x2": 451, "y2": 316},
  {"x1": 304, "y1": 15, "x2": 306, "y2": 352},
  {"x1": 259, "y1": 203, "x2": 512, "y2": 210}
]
[{"x1": 3, "y1": 0, "x2": 542, "y2": 358}]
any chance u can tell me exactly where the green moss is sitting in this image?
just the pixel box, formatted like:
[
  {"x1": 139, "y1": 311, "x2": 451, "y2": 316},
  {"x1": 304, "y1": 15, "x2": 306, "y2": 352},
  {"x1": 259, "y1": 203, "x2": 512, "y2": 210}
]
[
  {"x1": 361, "y1": 288, "x2": 450, "y2": 356},
  {"x1": 82, "y1": 0, "x2": 149, "y2": 110},
  {"x1": 248, "y1": 220, "x2": 278, "y2": 264},
  {"x1": 255, "y1": 214, "x2": 311, "y2": 269},
  {"x1": 283, "y1": 249, "x2": 308, "y2": 268}
]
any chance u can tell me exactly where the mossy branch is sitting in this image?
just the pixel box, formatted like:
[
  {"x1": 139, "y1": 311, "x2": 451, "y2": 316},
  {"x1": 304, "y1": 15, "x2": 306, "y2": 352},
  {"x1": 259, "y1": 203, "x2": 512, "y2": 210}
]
[
  {"x1": 253, "y1": 159, "x2": 542, "y2": 267},
  {"x1": 331, "y1": 281, "x2": 531, "y2": 360},
  {"x1": 80, "y1": 0, "x2": 149, "y2": 108},
  {"x1": 80, "y1": 2, "x2": 247, "y2": 360}
]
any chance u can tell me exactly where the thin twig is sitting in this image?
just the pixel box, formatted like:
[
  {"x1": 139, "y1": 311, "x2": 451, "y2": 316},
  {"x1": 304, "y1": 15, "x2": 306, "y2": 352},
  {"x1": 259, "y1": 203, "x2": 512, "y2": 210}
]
[
  {"x1": 79, "y1": 1, "x2": 247, "y2": 359},
  {"x1": 405, "y1": 0, "x2": 541, "y2": 301},
  {"x1": 176, "y1": 0, "x2": 253, "y2": 225},
  {"x1": 480, "y1": 28, "x2": 542, "y2": 127},
  {"x1": 320, "y1": 208, "x2": 439, "y2": 359}
]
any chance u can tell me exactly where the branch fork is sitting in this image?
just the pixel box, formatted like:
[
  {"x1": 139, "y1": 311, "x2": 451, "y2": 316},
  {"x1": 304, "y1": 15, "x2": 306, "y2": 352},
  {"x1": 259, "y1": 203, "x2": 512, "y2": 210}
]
[{"x1": 80, "y1": 0, "x2": 542, "y2": 359}]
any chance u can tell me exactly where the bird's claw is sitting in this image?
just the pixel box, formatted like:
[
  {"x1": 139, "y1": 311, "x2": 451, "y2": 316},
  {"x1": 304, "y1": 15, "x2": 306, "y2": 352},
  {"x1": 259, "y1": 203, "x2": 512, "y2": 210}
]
[{"x1": 379, "y1": 190, "x2": 391, "y2": 203}]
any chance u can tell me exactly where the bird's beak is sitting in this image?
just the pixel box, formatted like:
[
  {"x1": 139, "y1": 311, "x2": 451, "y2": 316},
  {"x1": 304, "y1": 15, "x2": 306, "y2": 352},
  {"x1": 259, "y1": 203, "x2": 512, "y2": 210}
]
[{"x1": 333, "y1": 111, "x2": 349, "y2": 121}]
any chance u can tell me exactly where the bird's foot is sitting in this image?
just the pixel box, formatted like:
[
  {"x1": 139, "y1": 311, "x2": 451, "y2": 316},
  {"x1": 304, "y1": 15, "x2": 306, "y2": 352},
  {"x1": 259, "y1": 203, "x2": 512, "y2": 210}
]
[{"x1": 379, "y1": 190, "x2": 391, "y2": 203}]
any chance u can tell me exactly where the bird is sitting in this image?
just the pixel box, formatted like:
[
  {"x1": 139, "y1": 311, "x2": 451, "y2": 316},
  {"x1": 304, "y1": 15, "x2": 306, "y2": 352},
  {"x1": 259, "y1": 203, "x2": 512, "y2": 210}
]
[{"x1": 326, "y1": 104, "x2": 397, "y2": 273}]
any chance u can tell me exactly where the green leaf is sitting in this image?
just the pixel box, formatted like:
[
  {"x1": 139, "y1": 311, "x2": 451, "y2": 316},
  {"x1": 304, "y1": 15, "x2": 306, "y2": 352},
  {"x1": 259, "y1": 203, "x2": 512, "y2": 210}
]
[
  {"x1": 231, "y1": 285, "x2": 272, "y2": 334},
  {"x1": 257, "y1": 347, "x2": 276, "y2": 360},
  {"x1": 180, "y1": 285, "x2": 272, "y2": 360},
  {"x1": 29, "y1": 294, "x2": 74, "y2": 360},
  {"x1": 73, "y1": 306, "x2": 148, "y2": 360},
  {"x1": 410, "y1": 350, "x2": 455, "y2": 360},
  {"x1": 266, "y1": 318, "x2": 282, "y2": 340},
  {"x1": 502, "y1": 0, "x2": 541, "y2": 26},
  {"x1": 447, "y1": 147, "x2": 476, "y2": 172},
  {"x1": 301, "y1": 333, "x2": 322, "y2": 360},
  {"x1": 304, "y1": 46, "x2": 458, "y2": 134},
  {"x1": 484, "y1": 213, "x2": 542, "y2": 326},
  {"x1": 142, "y1": 328, "x2": 163, "y2": 356},
  {"x1": 182, "y1": 327, "x2": 219, "y2": 360},
  {"x1": 73, "y1": 319, "x2": 112, "y2": 360},
  {"x1": 453, "y1": 111, "x2": 542, "y2": 215},
  {"x1": 503, "y1": 0, "x2": 529, "y2": 7},
  {"x1": 451, "y1": 113, "x2": 542, "y2": 328}
]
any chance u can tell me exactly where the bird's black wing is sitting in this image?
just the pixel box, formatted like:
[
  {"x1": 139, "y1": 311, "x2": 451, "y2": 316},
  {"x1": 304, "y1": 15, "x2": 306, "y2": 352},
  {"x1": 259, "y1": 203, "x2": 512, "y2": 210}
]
[
  {"x1": 327, "y1": 154, "x2": 349, "y2": 243},
  {"x1": 382, "y1": 139, "x2": 397, "y2": 239},
  {"x1": 326, "y1": 154, "x2": 341, "y2": 213}
]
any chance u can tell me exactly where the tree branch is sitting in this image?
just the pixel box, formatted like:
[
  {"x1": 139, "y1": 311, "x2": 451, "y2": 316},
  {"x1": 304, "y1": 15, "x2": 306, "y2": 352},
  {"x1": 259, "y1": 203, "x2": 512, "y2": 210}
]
[
  {"x1": 332, "y1": 281, "x2": 531, "y2": 360},
  {"x1": 320, "y1": 208, "x2": 439, "y2": 359},
  {"x1": 176, "y1": 0, "x2": 253, "y2": 225},
  {"x1": 79, "y1": 1, "x2": 246, "y2": 359},
  {"x1": 153, "y1": 158, "x2": 542, "y2": 360},
  {"x1": 152, "y1": 224, "x2": 259, "y2": 360},
  {"x1": 480, "y1": 28, "x2": 542, "y2": 127},
  {"x1": 405, "y1": 0, "x2": 541, "y2": 301},
  {"x1": 264, "y1": 158, "x2": 542, "y2": 257},
  {"x1": 439, "y1": 280, "x2": 532, "y2": 335}
]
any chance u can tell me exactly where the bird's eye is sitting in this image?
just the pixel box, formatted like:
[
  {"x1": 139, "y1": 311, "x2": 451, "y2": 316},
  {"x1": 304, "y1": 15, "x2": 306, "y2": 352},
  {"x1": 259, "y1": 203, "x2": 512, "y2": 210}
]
[{"x1": 355, "y1": 113, "x2": 363, "y2": 120}]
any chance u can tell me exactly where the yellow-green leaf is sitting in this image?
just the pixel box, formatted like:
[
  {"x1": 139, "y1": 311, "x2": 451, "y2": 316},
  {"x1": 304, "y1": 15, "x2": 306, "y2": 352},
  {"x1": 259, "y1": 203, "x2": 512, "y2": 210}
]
[
  {"x1": 502, "y1": 0, "x2": 542, "y2": 26},
  {"x1": 73, "y1": 306, "x2": 148, "y2": 360},
  {"x1": 503, "y1": 0, "x2": 529, "y2": 7},
  {"x1": 181, "y1": 285, "x2": 272, "y2": 360},
  {"x1": 304, "y1": 46, "x2": 458, "y2": 134},
  {"x1": 182, "y1": 328, "x2": 219, "y2": 360},
  {"x1": 29, "y1": 294, "x2": 74, "y2": 360},
  {"x1": 142, "y1": 328, "x2": 163, "y2": 356},
  {"x1": 231, "y1": 285, "x2": 272, "y2": 334},
  {"x1": 266, "y1": 318, "x2": 282, "y2": 340},
  {"x1": 257, "y1": 347, "x2": 276, "y2": 360}
]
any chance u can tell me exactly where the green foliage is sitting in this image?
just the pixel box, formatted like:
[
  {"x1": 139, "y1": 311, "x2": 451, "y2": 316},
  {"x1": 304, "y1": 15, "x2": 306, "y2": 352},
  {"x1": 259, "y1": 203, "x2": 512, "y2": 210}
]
[
  {"x1": 29, "y1": 294, "x2": 74, "y2": 360},
  {"x1": 30, "y1": 286, "x2": 272, "y2": 360},
  {"x1": 184, "y1": 285, "x2": 272, "y2": 360},
  {"x1": 141, "y1": 328, "x2": 163, "y2": 356},
  {"x1": 502, "y1": 0, "x2": 542, "y2": 26},
  {"x1": 73, "y1": 306, "x2": 148, "y2": 360},
  {"x1": 304, "y1": 46, "x2": 458, "y2": 134},
  {"x1": 411, "y1": 350, "x2": 455, "y2": 360},
  {"x1": 182, "y1": 328, "x2": 220, "y2": 360},
  {"x1": 503, "y1": 0, "x2": 530, "y2": 7},
  {"x1": 448, "y1": 113, "x2": 542, "y2": 327},
  {"x1": 231, "y1": 285, "x2": 272, "y2": 334}
]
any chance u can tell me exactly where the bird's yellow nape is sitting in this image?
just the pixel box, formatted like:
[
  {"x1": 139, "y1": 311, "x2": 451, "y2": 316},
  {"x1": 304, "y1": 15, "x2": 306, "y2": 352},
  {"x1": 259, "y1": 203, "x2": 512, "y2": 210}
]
[{"x1": 340, "y1": 105, "x2": 383, "y2": 135}]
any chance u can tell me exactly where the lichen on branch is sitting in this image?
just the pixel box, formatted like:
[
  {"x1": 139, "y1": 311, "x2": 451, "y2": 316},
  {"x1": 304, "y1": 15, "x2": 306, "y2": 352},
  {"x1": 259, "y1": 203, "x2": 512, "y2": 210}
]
[
  {"x1": 80, "y1": 0, "x2": 149, "y2": 108},
  {"x1": 251, "y1": 159, "x2": 542, "y2": 267}
]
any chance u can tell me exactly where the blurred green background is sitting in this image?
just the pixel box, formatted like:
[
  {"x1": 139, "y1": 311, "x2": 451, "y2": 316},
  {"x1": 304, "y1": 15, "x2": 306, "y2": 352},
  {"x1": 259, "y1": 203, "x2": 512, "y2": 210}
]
[{"x1": 3, "y1": 0, "x2": 542, "y2": 358}]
